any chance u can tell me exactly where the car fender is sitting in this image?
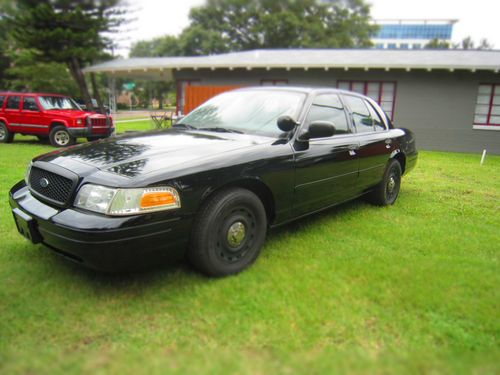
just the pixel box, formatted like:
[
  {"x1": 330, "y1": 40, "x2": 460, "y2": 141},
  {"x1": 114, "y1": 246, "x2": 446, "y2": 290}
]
[
  {"x1": 0, "y1": 116, "x2": 10, "y2": 127},
  {"x1": 49, "y1": 119, "x2": 70, "y2": 129}
]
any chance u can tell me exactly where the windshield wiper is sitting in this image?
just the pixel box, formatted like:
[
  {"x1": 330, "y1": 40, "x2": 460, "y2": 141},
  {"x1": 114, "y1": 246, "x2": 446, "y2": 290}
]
[
  {"x1": 172, "y1": 123, "x2": 196, "y2": 130},
  {"x1": 198, "y1": 127, "x2": 243, "y2": 134}
]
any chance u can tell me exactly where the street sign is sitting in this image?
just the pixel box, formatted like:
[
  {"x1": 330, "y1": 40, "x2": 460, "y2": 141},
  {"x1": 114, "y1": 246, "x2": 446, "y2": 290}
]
[{"x1": 122, "y1": 82, "x2": 136, "y2": 91}]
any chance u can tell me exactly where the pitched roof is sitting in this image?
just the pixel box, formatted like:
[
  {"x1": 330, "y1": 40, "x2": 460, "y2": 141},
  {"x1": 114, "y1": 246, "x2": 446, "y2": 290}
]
[{"x1": 85, "y1": 49, "x2": 500, "y2": 74}]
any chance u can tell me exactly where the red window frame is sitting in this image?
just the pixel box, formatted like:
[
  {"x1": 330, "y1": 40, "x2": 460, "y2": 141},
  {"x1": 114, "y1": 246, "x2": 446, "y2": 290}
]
[
  {"x1": 337, "y1": 80, "x2": 397, "y2": 121},
  {"x1": 474, "y1": 83, "x2": 500, "y2": 128},
  {"x1": 260, "y1": 79, "x2": 289, "y2": 86}
]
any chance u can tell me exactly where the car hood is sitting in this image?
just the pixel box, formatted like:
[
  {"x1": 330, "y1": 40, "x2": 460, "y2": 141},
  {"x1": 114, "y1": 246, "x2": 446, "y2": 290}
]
[
  {"x1": 44, "y1": 109, "x2": 106, "y2": 118},
  {"x1": 35, "y1": 129, "x2": 275, "y2": 179}
]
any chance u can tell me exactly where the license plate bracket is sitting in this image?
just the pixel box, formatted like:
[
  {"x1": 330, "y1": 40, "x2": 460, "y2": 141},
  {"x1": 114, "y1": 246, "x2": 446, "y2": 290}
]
[{"x1": 12, "y1": 208, "x2": 41, "y2": 244}]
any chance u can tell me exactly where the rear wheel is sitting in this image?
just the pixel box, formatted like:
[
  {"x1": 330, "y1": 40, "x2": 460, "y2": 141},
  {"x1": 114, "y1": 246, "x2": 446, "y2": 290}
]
[
  {"x1": 367, "y1": 159, "x2": 402, "y2": 206},
  {"x1": 49, "y1": 125, "x2": 75, "y2": 147},
  {"x1": 188, "y1": 188, "x2": 267, "y2": 277},
  {"x1": 0, "y1": 122, "x2": 14, "y2": 143}
]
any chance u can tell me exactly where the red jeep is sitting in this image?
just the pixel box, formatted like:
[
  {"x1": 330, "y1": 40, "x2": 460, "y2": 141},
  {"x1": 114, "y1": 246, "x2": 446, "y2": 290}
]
[{"x1": 0, "y1": 92, "x2": 114, "y2": 147}]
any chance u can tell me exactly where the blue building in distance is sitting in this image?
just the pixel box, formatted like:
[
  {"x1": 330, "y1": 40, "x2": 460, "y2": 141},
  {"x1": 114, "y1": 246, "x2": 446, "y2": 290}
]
[{"x1": 372, "y1": 19, "x2": 457, "y2": 49}]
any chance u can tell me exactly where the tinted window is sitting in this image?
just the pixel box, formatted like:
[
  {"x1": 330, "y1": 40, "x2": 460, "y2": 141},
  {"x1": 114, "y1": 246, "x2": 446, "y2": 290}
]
[
  {"x1": 305, "y1": 94, "x2": 350, "y2": 135},
  {"x1": 366, "y1": 101, "x2": 386, "y2": 131},
  {"x1": 6, "y1": 96, "x2": 21, "y2": 110},
  {"x1": 23, "y1": 96, "x2": 40, "y2": 111},
  {"x1": 0, "y1": 95, "x2": 5, "y2": 109},
  {"x1": 344, "y1": 95, "x2": 373, "y2": 133}
]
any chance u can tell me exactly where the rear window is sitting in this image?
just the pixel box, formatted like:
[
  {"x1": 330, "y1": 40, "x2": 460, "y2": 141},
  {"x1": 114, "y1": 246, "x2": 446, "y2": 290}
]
[
  {"x1": 0, "y1": 95, "x2": 5, "y2": 109},
  {"x1": 6, "y1": 96, "x2": 21, "y2": 110}
]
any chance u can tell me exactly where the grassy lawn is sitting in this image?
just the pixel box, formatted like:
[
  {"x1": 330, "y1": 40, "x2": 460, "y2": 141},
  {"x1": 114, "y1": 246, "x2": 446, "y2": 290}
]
[{"x1": 0, "y1": 135, "x2": 498, "y2": 374}]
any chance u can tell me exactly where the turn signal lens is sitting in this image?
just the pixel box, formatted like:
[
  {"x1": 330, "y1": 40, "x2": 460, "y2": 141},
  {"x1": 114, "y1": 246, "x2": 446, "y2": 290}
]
[
  {"x1": 141, "y1": 191, "x2": 177, "y2": 208},
  {"x1": 75, "y1": 184, "x2": 181, "y2": 216}
]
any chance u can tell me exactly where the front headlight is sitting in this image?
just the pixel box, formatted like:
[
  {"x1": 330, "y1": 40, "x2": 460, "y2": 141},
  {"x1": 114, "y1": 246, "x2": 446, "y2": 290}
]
[
  {"x1": 74, "y1": 184, "x2": 181, "y2": 216},
  {"x1": 25, "y1": 162, "x2": 33, "y2": 185},
  {"x1": 76, "y1": 118, "x2": 83, "y2": 126}
]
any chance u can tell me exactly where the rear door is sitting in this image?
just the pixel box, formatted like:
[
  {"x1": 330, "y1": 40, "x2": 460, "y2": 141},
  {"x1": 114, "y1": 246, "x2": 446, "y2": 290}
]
[
  {"x1": 4, "y1": 95, "x2": 23, "y2": 131},
  {"x1": 342, "y1": 95, "x2": 391, "y2": 192},
  {"x1": 293, "y1": 93, "x2": 359, "y2": 216}
]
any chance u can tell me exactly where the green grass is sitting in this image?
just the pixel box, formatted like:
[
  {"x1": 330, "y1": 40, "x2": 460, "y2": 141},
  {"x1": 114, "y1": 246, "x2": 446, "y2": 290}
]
[{"x1": 0, "y1": 137, "x2": 499, "y2": 374}]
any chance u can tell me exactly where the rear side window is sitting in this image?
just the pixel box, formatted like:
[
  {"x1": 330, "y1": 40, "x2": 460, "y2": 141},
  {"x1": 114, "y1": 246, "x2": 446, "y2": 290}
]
[
  {"x1": 6, "y1": 96, "x2": 21, "y2": 110},
  {"x1": 366, "y1": 101, "x2": 386, "y2": 131},
  {"x1": 305, "y1": 94, "x2": 350, "y2": 135},
  {"x1": 0, "y1": 95, "x2": 5, "y2": 109},
  {"x1": 343, "y1": 95, "x2": 373, "y2": 133},
  {"x1": 23, "y1": 96, "x2": 40, "y2": 111}
]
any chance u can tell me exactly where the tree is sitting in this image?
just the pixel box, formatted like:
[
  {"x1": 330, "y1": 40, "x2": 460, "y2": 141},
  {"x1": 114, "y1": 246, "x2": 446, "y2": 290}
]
[
  {"x1": 424, "y1": 38, "x2": 451, "y2": 49},
  {"x1": 130, "y1": 0, "x2": 378, "y2": 57},
  {"x1": 426, "y1": 36, "x2": 494, "y2": 50},
  {"x1": 184, "y1": 0, "x2": 377, "y2": 54},
  {"x1": 5, "y1": 49, "x2": 79, "y2": 94},
  {"x1": 10, "y1": 0, "x2": 125, "y2": 111}
]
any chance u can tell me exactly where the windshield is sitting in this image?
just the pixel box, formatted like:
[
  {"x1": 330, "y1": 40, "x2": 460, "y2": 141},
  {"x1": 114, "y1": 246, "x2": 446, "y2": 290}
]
[
  {"x1": 39, "y1": 96, "x2": 82, "y2": 110},
  {"x1": 178, "y1": 90, "x2": 306, "y2": 137}
]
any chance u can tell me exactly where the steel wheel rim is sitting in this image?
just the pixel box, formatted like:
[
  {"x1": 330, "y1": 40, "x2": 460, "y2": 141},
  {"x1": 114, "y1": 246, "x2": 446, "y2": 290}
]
[
  {"x1": 54, "y1": 130, "x2": 69, "y2": 146},
  {"x1": 217, "y1": 206, "x2": 256, "y2": 263},
  {"x1": 0, "y1": 126, "x2": 5, "y2": 140},
  {"x1": 386, "y1": 169, "x2": 400, "y2": 201}
]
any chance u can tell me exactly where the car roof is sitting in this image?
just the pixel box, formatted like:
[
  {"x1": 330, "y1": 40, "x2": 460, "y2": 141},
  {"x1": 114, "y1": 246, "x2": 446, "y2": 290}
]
[
  {"x1": 0, "y1": 92, "x2": 68, "y2": 97},
  {"x1": 232, "y1": 86, "x2": 365, "y2": 98}
]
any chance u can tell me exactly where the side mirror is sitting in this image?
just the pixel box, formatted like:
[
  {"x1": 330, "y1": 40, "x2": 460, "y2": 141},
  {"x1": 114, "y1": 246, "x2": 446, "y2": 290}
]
[
  {"x1": 277, "y1": 116, "x2": 299, "y2": 132},
  {"x1": 300, "y1": 121, "x2": 336, "y2": 140}
]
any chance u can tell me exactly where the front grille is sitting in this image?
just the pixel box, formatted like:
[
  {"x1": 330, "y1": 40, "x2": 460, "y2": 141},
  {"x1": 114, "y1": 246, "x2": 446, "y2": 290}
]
[
  {"x1": 29, "y1": 167, "x2": 75, "y2": 206},
  {"x1": 91, "y1": 118, "x2": 107, "y2": 127}
]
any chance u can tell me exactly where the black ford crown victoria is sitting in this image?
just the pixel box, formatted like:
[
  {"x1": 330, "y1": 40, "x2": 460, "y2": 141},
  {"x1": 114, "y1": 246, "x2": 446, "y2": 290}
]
[{"x1": 10, "y1": 87, "x2": 417, "y2": 276}]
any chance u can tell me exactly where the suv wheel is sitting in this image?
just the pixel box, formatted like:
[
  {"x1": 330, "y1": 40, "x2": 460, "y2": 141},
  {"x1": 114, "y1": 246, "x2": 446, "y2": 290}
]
[
  {"x1": 0, "y1": 122, "x2": 14, "y2": 143},
  {"x1": 49, "y1": 125, "x2": 75, "y2": 147}
]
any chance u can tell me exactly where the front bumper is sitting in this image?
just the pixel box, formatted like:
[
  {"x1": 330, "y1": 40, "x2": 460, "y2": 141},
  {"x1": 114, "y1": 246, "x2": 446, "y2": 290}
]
[
  {"x1": 67, "y1": 126, "x2": 115, "y2": 138},
  {"x1": 9, "y1": 181, "x2": 191, "y2": 272}
]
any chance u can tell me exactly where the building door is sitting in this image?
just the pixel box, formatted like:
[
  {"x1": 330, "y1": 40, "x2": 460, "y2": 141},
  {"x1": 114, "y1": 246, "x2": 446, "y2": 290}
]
[{"x1": 182, "y1": 85, "x2": 242, "y2": 114}]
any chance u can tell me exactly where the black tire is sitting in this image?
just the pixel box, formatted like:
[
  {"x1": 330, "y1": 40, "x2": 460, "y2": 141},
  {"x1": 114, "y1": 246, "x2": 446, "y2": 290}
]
[
  {"x1": 0, "y1": 122, "x2": 14, "y2": 143},
  {"x1": 49, "y1": 125, "x2": 75, "y2": 147},
  {"x1": 188, "y1": 188, "x2": 267, "y2": 277},
  {"x1": 367, "y1": 159, "x2": 402, "y2": 206}
]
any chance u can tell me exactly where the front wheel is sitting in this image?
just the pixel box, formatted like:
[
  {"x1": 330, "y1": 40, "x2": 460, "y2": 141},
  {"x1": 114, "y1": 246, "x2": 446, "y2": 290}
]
[
  {"x1": 49, "y1": 126, "x2": 76, "y2": 147},
  {"x1": 367, "y1": 159, "x2": 402, "y2": 206},
  {"x1": 188, "y1": 188, "x2": 267, "y2": 277},
  {"x1": 0, "y1": 122, "x2": 14, "y2": 143}
]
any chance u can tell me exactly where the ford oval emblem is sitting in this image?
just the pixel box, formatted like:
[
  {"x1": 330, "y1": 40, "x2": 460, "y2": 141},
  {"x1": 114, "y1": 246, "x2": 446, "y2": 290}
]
[{"x1": 39, "y1": 178, "x2": 49, "y2": 188}]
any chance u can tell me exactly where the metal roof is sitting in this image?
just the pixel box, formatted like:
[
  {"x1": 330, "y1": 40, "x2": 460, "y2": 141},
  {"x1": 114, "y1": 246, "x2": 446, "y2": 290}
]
[{"x1": 84, "y1": 49, "x2": 500, "y2": 75}]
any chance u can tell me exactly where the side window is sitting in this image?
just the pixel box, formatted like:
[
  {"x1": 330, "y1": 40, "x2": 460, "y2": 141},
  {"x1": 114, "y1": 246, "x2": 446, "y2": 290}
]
[
  {"x1": 366, "y1": 101, "x2": 386, "y2": 131},
  {"x1": 6, "y1": 96, "x2": 21, "y2": 110},
  {"x1": 305, "y1": 94, "x2": 350, "y2": 135},
  {"x1": 0, "y1": 95, "x2": 5, "y2": 109},
  {"x1": 23, "y1": 96, "x2": 40, "y2": 111},
  {"x1": 343, "y1": 95, "x2": 373, "y2": 133}
]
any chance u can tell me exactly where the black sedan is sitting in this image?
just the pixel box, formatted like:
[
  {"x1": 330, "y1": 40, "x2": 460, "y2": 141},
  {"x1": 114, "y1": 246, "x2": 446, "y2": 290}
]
[{"x1": 10, "y1": 87, "x2": 417, "y2": 276}]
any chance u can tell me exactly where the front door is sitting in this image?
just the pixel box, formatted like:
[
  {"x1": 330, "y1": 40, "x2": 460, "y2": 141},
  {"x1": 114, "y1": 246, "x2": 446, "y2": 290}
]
[
  {"x1": 293, "y1": 93, "x2": 359, "y2": 217},
  {"x1": 20, "y1": 96, "x2": 48, "y2": 135}
]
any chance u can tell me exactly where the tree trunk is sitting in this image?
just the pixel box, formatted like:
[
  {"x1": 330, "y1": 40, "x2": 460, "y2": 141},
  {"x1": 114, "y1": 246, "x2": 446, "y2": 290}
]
[
  {"x1": 68, "y1": 57, "x2": 94, "y2": 111},
  {"x1": 90, "y1": 73, "x2": 105, "y2": 114}
]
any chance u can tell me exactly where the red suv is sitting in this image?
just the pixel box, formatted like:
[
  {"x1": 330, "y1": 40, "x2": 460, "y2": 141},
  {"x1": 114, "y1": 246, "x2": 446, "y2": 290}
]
[{"x1": 0, "y1": 92, "x2": 114, "y2": 147}]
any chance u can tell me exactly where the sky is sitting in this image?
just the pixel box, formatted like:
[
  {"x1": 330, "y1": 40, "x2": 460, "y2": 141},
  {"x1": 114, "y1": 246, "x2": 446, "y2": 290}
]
[{"x1": 116, "y1": 0, "x2": 500, "y2": 56}]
